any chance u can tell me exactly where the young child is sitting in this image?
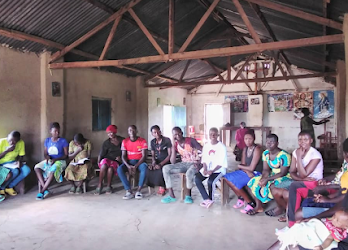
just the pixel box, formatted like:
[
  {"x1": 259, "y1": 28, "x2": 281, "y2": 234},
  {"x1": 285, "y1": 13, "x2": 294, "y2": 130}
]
[
  {"x1": 268, "y1": 193, "x2": 348, "y2": 250},
  {"x1": 34, "y1": 122, "x2": 68, "y2": 200}
]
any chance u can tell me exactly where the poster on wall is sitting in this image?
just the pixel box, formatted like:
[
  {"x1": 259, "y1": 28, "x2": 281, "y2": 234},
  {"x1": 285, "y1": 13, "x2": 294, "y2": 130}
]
[
  {"x1": 293, "y1": 92, "x2": 313, "y2": 120},
  {"x1": 268, "y1": 93, "x2": 293, "y2": 112},
  {"x1": 224, "y1": 95, "x2": 248, "y2": 112},
  {"x1": 313, "y1": 90, "x2": 334, "y2": 119}
]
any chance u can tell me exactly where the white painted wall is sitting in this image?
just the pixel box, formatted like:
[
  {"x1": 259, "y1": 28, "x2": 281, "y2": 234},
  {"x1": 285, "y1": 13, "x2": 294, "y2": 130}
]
[
  {"x1": 148, "y1": 87, "x2": 187, "y2": 142},
  {"x1": 188, "y1": 65, "x2": 335, "y2": 152}
]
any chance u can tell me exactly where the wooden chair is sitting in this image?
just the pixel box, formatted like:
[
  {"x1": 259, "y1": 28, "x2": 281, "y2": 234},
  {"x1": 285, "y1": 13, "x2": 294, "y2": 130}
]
[{"x1": 180, "y1": 173, "x2": 229, "y2": 206}]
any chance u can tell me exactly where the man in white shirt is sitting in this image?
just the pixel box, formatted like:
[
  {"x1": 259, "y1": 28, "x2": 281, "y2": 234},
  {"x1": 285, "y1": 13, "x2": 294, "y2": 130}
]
[{"x1": 195, "y1": 127, "x2": 227, "y2": 208}]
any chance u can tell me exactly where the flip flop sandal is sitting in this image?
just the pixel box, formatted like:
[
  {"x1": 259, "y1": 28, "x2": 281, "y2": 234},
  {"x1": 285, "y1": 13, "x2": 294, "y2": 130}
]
[
  {"x1": 278, "y1": 215, "x2": 287, "y2": 222},
  {"x1": 240, "y1": 204, "x2": 254, "y2": 214},
  {"x1": 265, "y1": 208, "x2": 285, "y2": 217},
  {"x1": 43, "y1": 190, "x2": 50, "y2": 198},
  {"x1": 206, "y1": 200, "x2": 214, "y2": 208},
  {"x1": 69, "y1": 187, "x2": 76, "y2": 194},
  {"x1": 246, "y1": 209, "x2": 259, "y2": 216},
  {"x1": 75, "y1": 187, "x2": 82, "y2": 195},
  {"x1": 233, "y1": 199, "x2": 245, "y2": 209},
  {"x1": 200, "y1": 200, "x2": 209, "y2": 207},
  {"x1": 105, "y1": 187, "x2": 112, "y2": 195},
  {"x1": 94, "y1": 187, "x2": 101, "y2": 195}
]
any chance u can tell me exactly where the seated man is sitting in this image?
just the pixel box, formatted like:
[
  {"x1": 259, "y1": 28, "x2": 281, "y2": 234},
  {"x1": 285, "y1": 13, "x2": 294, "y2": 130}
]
[
  {"x1": 117, "y1": 125, "x2": 147, "y2": 200},
  {"x1": 287, "y1": 138, "x2": 348, "y2": 227},
  {"x1": 0, "y1": 131, "x2": 31, "y2": 195},
  {"x1": 161, "y1": 127, "x2": 202, "y2": 204}
]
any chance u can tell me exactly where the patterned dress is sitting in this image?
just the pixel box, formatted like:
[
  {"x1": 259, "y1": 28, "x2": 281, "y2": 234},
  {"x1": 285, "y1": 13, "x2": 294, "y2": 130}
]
[
  {"x1": 247, "y1": 149, "x2": 291, "y2": 203},
  {"x1": 64, "y1": 140, "x2": 95, "y2": 181},
  {"x1": 0, "y1": 166, "x2": 10, "y2": 186}
]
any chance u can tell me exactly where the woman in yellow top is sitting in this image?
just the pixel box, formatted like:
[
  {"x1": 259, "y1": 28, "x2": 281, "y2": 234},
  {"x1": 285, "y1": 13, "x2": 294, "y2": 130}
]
[{"x1": 65, "y1": 134, "x2": 94, "y2": 194}]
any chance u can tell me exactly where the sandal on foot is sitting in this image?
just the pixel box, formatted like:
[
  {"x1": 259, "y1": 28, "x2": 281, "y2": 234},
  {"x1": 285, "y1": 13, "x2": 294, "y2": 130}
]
[
  {"x1": 43, "y1": 190, "x2": 50, "y2": 198},
  {"x1": 233, "y1": 199, "x2": 245, "y2": 209},
  {"x1": 240, "y1": 204, "x2": 254, "y2": 214},
  {"x1": 200, "y1": 200, "x2": 209, "y2": 207},
  {"x1": 157, "y1": 187, "x2": 166, "y2": 196},
  {"x1": 75, "y1": 187, "x2": 82, "y2": 194},
  {"x1": 184, "y1": 195, "x2": 193, "y2": 204},
  {"x1": 69, "y1": 187, "x2": 76, "y2": 194},
  {"x1": 0, "y1": 194, "x2": 5, "y2": 202},
  {"x1": 265, "y1": 208, "x2": 284, "y2": 217},
  {"x1": 246, "y1": 209, "x2": 259, "y2": 216},
  {"x1": 206, "y1": 200, "x2": 214, "y2": 208},
  {"x1": 5, "y1": 188, "x2": 17, "y2": 196},
  {"x1": 105, "y1": 186, "x2": 112, "y2": 195},
  {"x1": 161, "y1": 196, "x2": 176, "y2": 204},
  {"x1": 94, "y1": 187, "x2": 101, "y2": 195},
  {"x1": 278, "y1": 215, "x2": 287, "y2": 222},
  {"x1": 36, "y1": 193, "x2": 44, "y2": 200}
]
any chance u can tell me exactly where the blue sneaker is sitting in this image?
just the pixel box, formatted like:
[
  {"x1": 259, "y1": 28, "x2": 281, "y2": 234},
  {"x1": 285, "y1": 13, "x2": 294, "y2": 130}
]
[
  {"x1": 184, "y1": 195, "x2": 193, "y2": 204},
  {"x1": 43, "y1": 190, "x2": 50, "y2": 198},
  {"x1": 161, "y1": 196, "x2": 177, "y2": 204},
  {"x1": 36, "y1": 193, "x2": 44, "y2": 200}
]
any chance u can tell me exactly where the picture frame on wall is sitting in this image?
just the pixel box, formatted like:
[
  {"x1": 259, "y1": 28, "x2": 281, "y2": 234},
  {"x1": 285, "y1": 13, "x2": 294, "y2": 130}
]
[
  {"x1": 52, "y1": 82, "x2": 61, "y2": 97},
  {"x1": 250, "y1": 97, "x2": 260, "y2": 105}
]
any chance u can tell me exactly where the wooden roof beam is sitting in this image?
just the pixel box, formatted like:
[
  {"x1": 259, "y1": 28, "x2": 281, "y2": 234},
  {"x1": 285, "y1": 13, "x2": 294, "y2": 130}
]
[
  {"x1": 178, "y1": 0, "x2": 221, "y2": 53},
  {"x1": 99, "y1": 16, "x2": 122, "y2": 60},
  {"x1": 49, "y1": 34, "x2": 344, "y2": 68},
  {"x1": 128, "y1": 8, "x2": 165, "y2": 55},
  {"x1": 50, "y1": 0, "x2": 144, "y2": 62},
  {"x1": 145, "y1": 72, "x2": 336, "y2": 88},
  {"x1": 245, "y1": 0, "x2": 342, "y2": 31}
]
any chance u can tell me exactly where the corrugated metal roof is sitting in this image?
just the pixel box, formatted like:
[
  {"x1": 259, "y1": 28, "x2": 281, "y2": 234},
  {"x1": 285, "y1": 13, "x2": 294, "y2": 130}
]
[{"x1": 0, "y1": 0, "x2": 346, "y2": 84}]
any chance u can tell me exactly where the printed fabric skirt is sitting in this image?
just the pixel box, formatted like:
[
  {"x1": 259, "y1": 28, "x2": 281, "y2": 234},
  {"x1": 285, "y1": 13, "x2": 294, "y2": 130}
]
[
  {"x1": 224, "y1": 170, "x2": 261, "y2": 190},
  {"x1": 35, "y1": 160, "x2": 67, "y2": 183},
  {"x1": 247, "y1": 174, "x2": 292, "y2": 203},
  {"x1": 0, "y1": 167, "x2": 10, "y2": 186},
  {"x1": 65, "y1": 162, "x2": 95, "y2": 182}
]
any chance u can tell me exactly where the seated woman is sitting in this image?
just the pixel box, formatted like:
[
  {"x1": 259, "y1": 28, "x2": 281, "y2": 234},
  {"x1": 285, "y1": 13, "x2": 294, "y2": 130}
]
[
  {"x1": 224, "y1": 129, "x2": 263, "y2": 213},
  {"x1": 95, "y1": 125, "x2": 124, "y2": 195},
  {"x1": 287, "y1": 138, "x2": 348, "y2": 227},
  {"x1": 195, "y1": 127, "x2": 227, "y2": 208},
  {"x1": 0, "y1": 131, "x2": 32, "y2": 195},
  {"x1": 147, "y1": 125, "x2": 172, "y2": 196},
  {"x1": 34, "y1": 122, "x2": 68, "y2": 200},
  {"x1": 65, "y1": 133, "x2": 94, "y2": 194},
  {"x1": 246, "y1": 134, "x2": 291, "y2": 215},
  {"x1": 274, "y1": 131, "x2": 323, "y2": 222},
  {"x1": 0, "y1": 166, "x2": 14, "y2": 202}
]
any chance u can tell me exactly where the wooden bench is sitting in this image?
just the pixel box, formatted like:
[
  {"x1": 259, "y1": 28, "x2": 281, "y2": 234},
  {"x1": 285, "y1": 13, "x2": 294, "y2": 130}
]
[{"x1": 180, "y1": 173, "x2": 229, "y2": 206}]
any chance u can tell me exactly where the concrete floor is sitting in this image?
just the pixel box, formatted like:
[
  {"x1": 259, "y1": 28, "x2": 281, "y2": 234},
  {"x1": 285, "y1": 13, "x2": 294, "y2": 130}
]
[{"x1": 0, "y1": 152, "x2": 284, "y2": 250}]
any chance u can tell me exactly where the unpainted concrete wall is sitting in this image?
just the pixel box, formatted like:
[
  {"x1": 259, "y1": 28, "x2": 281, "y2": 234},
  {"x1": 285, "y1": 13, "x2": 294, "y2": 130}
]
[{"x1": 0, "y1": 46, "x2": 42, "y2": 164}]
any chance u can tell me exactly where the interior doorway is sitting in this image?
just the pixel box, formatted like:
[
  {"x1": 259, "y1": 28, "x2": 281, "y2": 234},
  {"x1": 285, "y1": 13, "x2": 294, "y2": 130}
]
[
  {"x1": 204, "y1": 104, "x2": 223, "y2": 141},
  {"x1": 163, "y1": 105, "x2": 187, "y2": 138}
]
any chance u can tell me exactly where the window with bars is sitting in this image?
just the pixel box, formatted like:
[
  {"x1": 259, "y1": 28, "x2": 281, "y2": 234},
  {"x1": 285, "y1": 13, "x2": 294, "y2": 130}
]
[{"x1": 92, "y1": 98, "x2": 111, "y2": 131}]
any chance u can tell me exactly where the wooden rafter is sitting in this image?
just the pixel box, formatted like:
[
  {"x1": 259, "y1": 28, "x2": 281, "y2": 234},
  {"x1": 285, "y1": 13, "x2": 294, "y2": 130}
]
[
  {"x1": 128, "y1": 8, "x2": 165, "y2": 55},
  {"x1": 99, "y1": 16, "x2": 122, "y2": 60},
  {"x1": 245, "y1": 0, "x2": 342, "y2": 31},
  {"x1": 232, "y1": 0, "x2": 261, "y2": 44},
  {"x1": 179, "y1": 60, "x2": 191, "y2": 82},
  {"x1": 144, "y1": 72, "x2": 336, "y2": 88},
  {"x1": 49, "y1": 34, "x2": 343, "y2": 69},
  {"x1": 178, "y1": 0, "x2": 221, "y2": 53},
  {"x1": 168, "y1": 0, "x2": 175, "y2": 55},
  {"x1": 206, "y1": 60, "x2": 224, "y2": 81},
  {"x1": 216, "y1": 39, "x2": 232, "y2": 96},
  {"x1": 50, "y1": 0, "x2": 144, "y2": 62}
]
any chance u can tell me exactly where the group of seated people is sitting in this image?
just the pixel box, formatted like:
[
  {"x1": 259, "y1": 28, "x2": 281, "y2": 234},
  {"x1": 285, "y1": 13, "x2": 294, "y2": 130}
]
[{"x1": 1, "y1": 121, "x2": 348, "y2": 249}]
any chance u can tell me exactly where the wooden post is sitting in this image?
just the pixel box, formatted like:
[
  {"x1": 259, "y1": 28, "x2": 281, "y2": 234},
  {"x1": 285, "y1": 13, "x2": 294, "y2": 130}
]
[
  {"x1": 336, "y1": 60, "x2": 346, "y2": 161},
  {"x1": 168, "y1": 0, "x2": 175, "y2": 55},
  {"x1": 342, "y1": 13, "x2": 348, "y2": 159}
]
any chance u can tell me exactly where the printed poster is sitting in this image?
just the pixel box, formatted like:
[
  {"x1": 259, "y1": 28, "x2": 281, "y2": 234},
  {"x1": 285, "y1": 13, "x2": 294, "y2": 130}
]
[
  {"x1": 293, "y1": 92, "x2": 313, "y2": 120},
  {"x1": 224, "y1": 95, "x2": 248, "y2": 113},
  {"x1": 313, "y1": 90, "x2": 334, "y2": 119},
  {"x1": 268, "y1": 93, "x2": 293, "y2": 112}
]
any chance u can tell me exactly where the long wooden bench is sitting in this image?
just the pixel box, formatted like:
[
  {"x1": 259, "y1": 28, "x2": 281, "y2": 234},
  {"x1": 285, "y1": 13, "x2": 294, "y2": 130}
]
[{"x1": 180, "y1": 173, "x2": 229, "y2": 206}]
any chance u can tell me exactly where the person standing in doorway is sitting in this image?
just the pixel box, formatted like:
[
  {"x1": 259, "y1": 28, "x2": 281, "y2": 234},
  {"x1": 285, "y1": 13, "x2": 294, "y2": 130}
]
[
  {"x1": 117, "y1": 125, "x2": 148, "y2": 200},
  {"x1": 234, "y1": 122, "x2": 248, "y2": 161},
  {"x1": 161, "y1": 127, "x2": 202, "y2": 204}
]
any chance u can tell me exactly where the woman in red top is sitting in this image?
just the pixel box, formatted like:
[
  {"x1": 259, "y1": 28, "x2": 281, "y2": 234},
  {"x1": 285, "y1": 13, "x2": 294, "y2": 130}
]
[{"x1": 234, "y1": 122, "x2": 248, "y2": 161}]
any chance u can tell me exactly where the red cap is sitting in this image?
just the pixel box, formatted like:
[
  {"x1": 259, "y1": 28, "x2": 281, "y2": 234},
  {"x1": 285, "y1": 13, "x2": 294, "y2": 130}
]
[{"x1": 106, "y1": 125, "x2": 117, "y2": 134}]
